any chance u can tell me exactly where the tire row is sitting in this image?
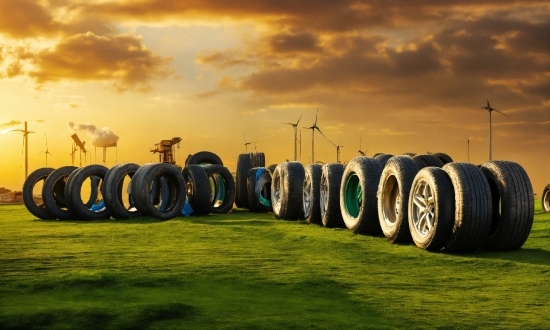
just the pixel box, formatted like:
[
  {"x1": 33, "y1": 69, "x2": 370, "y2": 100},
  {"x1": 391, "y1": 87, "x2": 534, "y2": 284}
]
[
  {"x1": 23, "y1": 152, "x2": 235, "y2": 220},
  {"x1": 268, "y1": 153, "x2": 535, "y2": 253}
]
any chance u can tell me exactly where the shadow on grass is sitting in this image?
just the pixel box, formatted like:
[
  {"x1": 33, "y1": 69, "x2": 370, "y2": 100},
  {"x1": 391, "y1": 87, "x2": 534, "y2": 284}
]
[{"x1": 473, "y1": 248, "x2": 550, "y2": 267}]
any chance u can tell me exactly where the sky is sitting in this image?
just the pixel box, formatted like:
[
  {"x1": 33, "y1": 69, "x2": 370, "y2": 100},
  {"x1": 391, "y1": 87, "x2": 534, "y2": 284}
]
[{"x1": 0, "y1": 0, "x2": 548, "y2": 195}]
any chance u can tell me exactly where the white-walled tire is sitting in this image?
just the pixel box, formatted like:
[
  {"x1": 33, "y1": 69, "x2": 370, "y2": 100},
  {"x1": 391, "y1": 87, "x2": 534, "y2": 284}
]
[{"x1": 271, "y1": 162, "x2": 304, "y2": 220}]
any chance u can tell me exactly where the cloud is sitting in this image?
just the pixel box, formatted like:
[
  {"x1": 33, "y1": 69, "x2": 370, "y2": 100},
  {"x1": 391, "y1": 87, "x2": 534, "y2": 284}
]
[
  {"x1": 241, "y1": 108, "x2": 267, "y2": 115},
  {"x1": 23, "y1": 32, "x2": 173, "y2": 91},
  {"x1": 68, "y1": 121, "x2": 119, "y2": 147},
  {"x1": 0, "y1": 120, "x2": 22, "y2": 128}
]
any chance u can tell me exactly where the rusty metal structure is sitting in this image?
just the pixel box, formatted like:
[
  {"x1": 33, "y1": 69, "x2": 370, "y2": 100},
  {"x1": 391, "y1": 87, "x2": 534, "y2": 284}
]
[{"x1": 150, "y1": 137, "x2": 182, "y2": 164}]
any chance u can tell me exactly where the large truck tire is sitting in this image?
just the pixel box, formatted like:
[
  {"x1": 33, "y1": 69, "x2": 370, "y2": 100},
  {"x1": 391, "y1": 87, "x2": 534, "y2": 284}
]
[{"x1": 480, "y1": 161, "x2": 534, "y2": 250}]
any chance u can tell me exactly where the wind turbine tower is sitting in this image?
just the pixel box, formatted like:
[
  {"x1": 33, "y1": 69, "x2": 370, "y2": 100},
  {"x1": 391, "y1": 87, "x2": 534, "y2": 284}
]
[
  {"x1": 13, "y1": 121, "x2": 35, "y2": 179},
  {"x1": 302, "y1": 110, "x2": 325, "y2": 164},
  {"x1": 283, "y1": 114, "x2": 302, "y2": 161},
  {"x1": 481, "y1": 100, "x2": 509, "y2": 161},
  {"x1": 465, "y1": 136, "x2": 470, "y2": 162},
  {"x1": 39, "y1": 134, "x2": 52, "y2": 166}
]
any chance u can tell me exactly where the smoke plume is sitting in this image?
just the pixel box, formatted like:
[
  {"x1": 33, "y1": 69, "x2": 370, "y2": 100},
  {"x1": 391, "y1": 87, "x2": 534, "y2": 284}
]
[{"x1": 68, "y1": 122, "x2": 119, "y2": 147}]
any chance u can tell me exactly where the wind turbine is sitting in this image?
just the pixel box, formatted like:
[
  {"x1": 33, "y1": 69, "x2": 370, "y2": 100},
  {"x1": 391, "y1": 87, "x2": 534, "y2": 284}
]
[
  {"x1": 243, "y1": 135, "x2": 255, "y2": 153},
  {"x1": 302, "y1": 110, "x2": 325, "y2": 164},
  {"x1": 465, "y1": 136, "x2": 470, "y2": 162},
  {"x1": 13, "y1": 121, "x2": 34, "y2": 179},
  {"x1": 38, "y1": 134, "x2": 52, "y2": 166},
  {"x1": 481, "y1": 100, "x2": 509, "y2": 160},
  {"x1": 358, "y1": 134, "x2": 368, "y2": 156},
  {"x1": 283, "y1": 114, "x2": 303, "y2": 161},
  {"x1": 328, "y1": 138, "x2": 344, "y2": 163}
]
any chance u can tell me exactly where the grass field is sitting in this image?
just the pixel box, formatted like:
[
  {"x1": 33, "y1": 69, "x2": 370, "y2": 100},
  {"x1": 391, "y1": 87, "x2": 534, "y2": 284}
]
[{"x1": 1, "y1": 201, "x2": 549, "y2": 329}]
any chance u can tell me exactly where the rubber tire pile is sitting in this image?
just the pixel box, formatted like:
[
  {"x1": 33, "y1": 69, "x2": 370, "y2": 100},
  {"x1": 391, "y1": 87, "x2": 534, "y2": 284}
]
[
  {"x1": 23, "y1": 151, "x2": 235, "y2": 220},
  {"x1": 265, "y1": 152, "x2": 535, "y2": 253}
]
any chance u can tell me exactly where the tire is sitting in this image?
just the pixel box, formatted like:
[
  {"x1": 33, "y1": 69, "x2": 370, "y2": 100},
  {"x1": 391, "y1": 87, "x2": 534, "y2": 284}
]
[
  {"x1": 303, "y1": 164, "x2": 322, "y2": 225},
  {"x1": 103, "y1": 163, "x2": 142, "y2": 219},
  {"x1": 267, "y1": 164, "x2": 278, "y2": 174},
  {"x1": 250, "y1": 152, "x2": 265, "y2": 168},
  {"x1": 431, "y1": 152, "x2": 453, "y2": 165},
  {"x1": 65, "y1": 164, "x2": 110, "y2": 220},
  {"x1": 42, "y1": 166, "x2": 79, "y2": 220},
  {"x1": 442, "y1": 162, "x2": 492, "y2": 253},
  {"x1": 23, "y1": 167, "x2": 55, "y2": 220},
  {"x1": 374, "y1": 154, "x2": 394, "y2": 168},
  {"x1": 131, "y1": 163, "x2": 187, "y2": 220},
  {"x1": 378, "y1": 156, "x2": 419, "y2": 243},
  {"x1": 204, "y1": 165, "x2": 235, "y2": 214},
  {"x1": 247, "y1": 167, "x2": 272, "y2": 213},
  {"x1": 408, "y1": 167, "x2": 455, "y2": 251},
  {"x1": 480, "y1": 161, "x2": 534, "y2": 250},
  {"x1": 271, "y1": 162, "x2": 305, "y2": 220},
  {"x1": 412, "y1": 154, "x2": 444, "y2": 170},
  {"x1": 340, "y1": 156, "x2": 383, "y2": 235},
  {"x1": 183, "y1": 165, "x2": 211, "y2": 215},
  {"x1": 401, "y1": 152, "x2": 417, "y2": 157},
  {"x1": 185, "y1": 151, "x2": 223, "y2": 166},
  {"x1": 543, "y1": 184, "x2": 550, "y2": 213},
  {"x1": 235, "y1": 153, "x2": 252, "y2": 208},
  {"x1": 320, "y1": 163, "x2": 346, "y2": 228}
]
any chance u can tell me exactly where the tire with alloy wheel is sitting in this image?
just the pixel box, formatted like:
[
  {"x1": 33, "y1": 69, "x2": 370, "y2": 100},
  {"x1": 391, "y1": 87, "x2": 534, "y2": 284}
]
[
  {"x1": 23, "y1": 167, "x2": 55, "y2": 220},
  {"x1": 42, "y1": 166, "x2": 79, "y2": 220},
  {"x1": 103, "y1": 163, "x2": 142, "y2": 219},
  {"x1": 271, "y1": 162, "x2": 304, "y2": 220},
  {"x1": 235, "y1": 153, "x2": 252, "y2": 208},
  {"x1": 321, "y1": 163, "x2": 345, "y2": 228},
  {"x1": 378, "y1": 156, "x2": 419, "y2": 243},
  {"x1": 204, "y1": 165, "x2": 235, "y2": 214},
  {"x1": 65, "y1": 164, "x2": 110, "y2": 220},
  {"x1": 340, "y1": 156, "x2": 383, "y2": 235},
  {"x1": 543, "y1": 184, "x2": 550, "y2": 213},
  {"x1": 303, "y1": 164, "x2": 322, "y2": 225},
  {"x1": 480, "y1": 161, "x2": 534, "y2": 250},
  {"x1": 247, "y1": 167, "x2": 272, "y2": 213},
  {"x1": 131, "y1": 163, "x2": 187, "y2": 220},
  {"x1": 183, "y1": 164, "x2": 211, "y2": 215},
  {"x1": 408, "y1": 167, "x2": 455, "y2": 251},
  {"x1": 442, "y1": 162, "x2": 492, "y2": 253}
]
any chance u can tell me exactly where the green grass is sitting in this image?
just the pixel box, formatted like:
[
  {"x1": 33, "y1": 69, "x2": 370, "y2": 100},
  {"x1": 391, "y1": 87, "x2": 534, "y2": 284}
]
[{"x1": 1, "y1": 201, "x2": 549, "y2": 329}]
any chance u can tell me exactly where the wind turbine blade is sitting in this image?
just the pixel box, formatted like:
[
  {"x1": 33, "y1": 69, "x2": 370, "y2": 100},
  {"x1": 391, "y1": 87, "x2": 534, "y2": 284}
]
[
  {"x1": 315, "y1": 126, "x2": 326, "y2": 138},
  {"x1": 314, "y1": 109, "x2": 318, "y2": 125},
  {"x1": 487, "y1": 100, "x2": 491, "y2": 108},
  {"x1": 296, "y1": 113, "x2": 303, "y2": 126},
  {"x1": 494, "y1": 109, "x2": 510, "y2": 118}
]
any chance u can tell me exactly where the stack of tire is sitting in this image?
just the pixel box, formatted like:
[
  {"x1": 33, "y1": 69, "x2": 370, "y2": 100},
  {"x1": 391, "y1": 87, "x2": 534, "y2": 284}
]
[
  {"x1": 22, "y1": 151, "x2": 235, "y2": 220},
  {"x1": 235, "y1": 152, "x2": 276, "y2": 213},
  {"x1": 270, "y1": 152, "x2": 535, "y2": 253}
]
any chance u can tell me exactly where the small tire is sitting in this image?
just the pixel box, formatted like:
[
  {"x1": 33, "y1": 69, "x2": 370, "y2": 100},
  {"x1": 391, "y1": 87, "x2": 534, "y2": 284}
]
[
  {"x1": 374, "y1": 154, "x2": 393, "y2": 168},
  {"x1": 65, "y1": 164, "x2": 110, "y2": 220},
  {"x1": 442, "y1": 162, "x2": 492, "y2": 253},
  {"x1": 320, "y1": 163, "x2": 345, "y2": 228},
  {"x1": 247, "y1": 167, "x2": 272, "y2": 213},
  {"x1": 235, "y1": 153, "x2": 252, "y2": 208},
  {"x1": 431, "y1": 152, "x2": 453, "y2": 165},
  {"x1": 103, "y1": 163, "x2": 142, "y2": 219},
  {"x1": 183, "y1": 165, "x2": 211, "y2": 216},
  {"x1": 185, "y1": 151, "x2": 223, "y2": 166},
  {"x1": 271, "y1": 162, "x2": 305, "y2": 220},
  {"x1": 480, "y1": 161, "x2": 534, "y2": 250},
  {"x1": 378, "y1": 156, "x2": 419, "y2": 243},
  {"x1": 250, "y1": 152, "x2": 266, "y2": 168},
  {"x1": 303, "y1": 164, "x2": 322, "y2": 225},
  {"x1": 131, "y1": 163, "x2": 187, "y2": 220},
  {"x1": 267, "y1": 164, "x2": 278, "y2": 174},
  {"x1": 42, "y1": 166, "x2": 79, "y2": 220},
  {"x1": 204, "y1": 165, "x2": 236, "y2": 214},
  {"x1": 408, "y1": 167, "x2": 455, "y2": 251},
  {"x1": 542, "y1": 184, "x2": 550, "y2": 213},
  {"x1": 412, "y1": 154, "x2": 444, "y2": 170},
  {"x1": 23, "y1": 167, "x2": 55, "y2": 220},
  {"x1": 340, "y1": 156, "x2": 383, "y2": 235}
]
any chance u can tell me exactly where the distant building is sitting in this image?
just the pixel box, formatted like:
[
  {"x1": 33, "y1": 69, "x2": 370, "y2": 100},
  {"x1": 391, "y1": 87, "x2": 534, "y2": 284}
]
[{"x1": 0, "y1": 189, "x2": 23, "y2": 203}]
